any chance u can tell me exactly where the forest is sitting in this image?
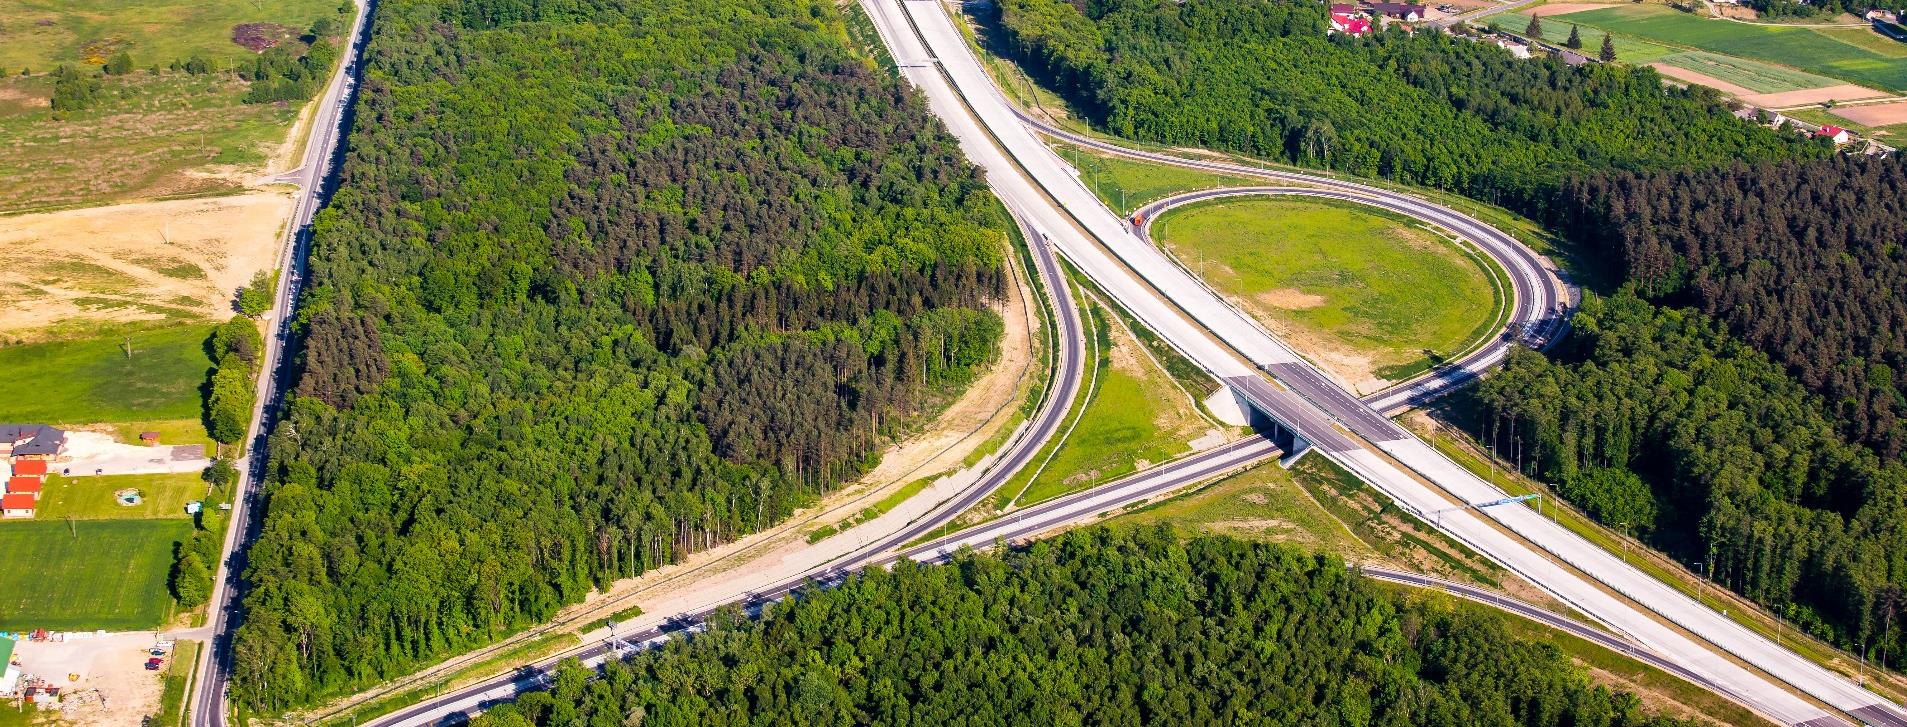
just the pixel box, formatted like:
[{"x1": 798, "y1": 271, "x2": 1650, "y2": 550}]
[
  {"x1": 229, "y1": 0, "x2": 1009, "y2": 709},
  {"x1": 1476, "y1": 293, "x2": 1907, "y2": 669},
  {"x1": 1557, "y1": 156, "x2": 1907, "y2": 458},
  {"x1": 993, "y1": 0, "x2": 1821, "y2": 213},
  {"x1": 475, "y1": 529, "x2": 1697, "y2": 727}
]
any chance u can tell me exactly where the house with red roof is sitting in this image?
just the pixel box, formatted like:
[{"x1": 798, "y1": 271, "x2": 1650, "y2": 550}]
[
  {"x1": 11, "y1": 459, "x2": 46, "y2": 477},
  {"x1": 7, "y1": 477, "x2": 41, "y2": 498},
  {"x1": 1330, "y1": 12, "x2": 1372, "y2": 36},
  {"x1": 1, "y1": 493, "x2": 33, "y2": 518},
  {"x1": 1816, "y1": 125, "x2": 1852, "y2": 145}
]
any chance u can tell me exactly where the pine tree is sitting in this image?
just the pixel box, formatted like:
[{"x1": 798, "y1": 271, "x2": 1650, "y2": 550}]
[
  {"x1": 1566, "y1": 24, "x2": 1582, "y2": 49},
  {"x1": 1599, "y1": 33, "x2": 1616, "y2": 61},
  {"x1": 1525, "y1": 15, "x2": 1544, "y2": 38}
]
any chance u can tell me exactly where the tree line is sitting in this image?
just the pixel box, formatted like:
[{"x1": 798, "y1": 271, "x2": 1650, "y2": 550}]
[
  {"x1": 992, "y1": 0, "x2": 1823, "y2": 215},
  {"x1": 1475, "y1": 293, "x2": 1907, "y2": 670},
  {"x1": 1556, "y1": 156, "x2": 1907, "y2": 459},
  {"x1": 228, "y1": 0, "x2": 1011, "y2": 710},
  {"x1": 477, "y1": 528, "x2": 1700, "y2": 727}
]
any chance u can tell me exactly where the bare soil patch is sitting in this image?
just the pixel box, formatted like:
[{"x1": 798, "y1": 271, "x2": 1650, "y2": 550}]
[
  {"x1": 1648, "y1": 63, "x2": 1758, "y2": 96},
  {"x1": 1832, "y1": 100, "x2": 1907, "y2": 126},
  {"x1": 231, "y1": 22, "x2": 300, "y2": 52},
  {"x1": 1531, "y1": 2, "x2": 1626, "y2": 16},
  {"x1": 0, "y1": 191, "x2": 291, "y2": 341},
  {"x1": 1741, "y1": 83, "x2": 1891, "y2": 107},
  {"x1": 12, "y1": 631, "x2": 168, "y2": 725},
  {"x1": 1257, "y1": 287, "x2": 1327, "y2": 310}
]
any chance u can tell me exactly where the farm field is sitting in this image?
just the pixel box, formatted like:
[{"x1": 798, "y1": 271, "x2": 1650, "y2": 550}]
[
  {"x1": 1656, "y1": 51, "x2": 1839, "y2": 93},
  {"x1": 0, "y1": 72, "x2": 298, "y2": 212},
  {"x1": 0, "y1": 519, "x2": 189, "y2": 631},
  {"x1": 0, "y1": 0, "x2": 345, "y2": 71},
  {"x1": 1818, "y1": 100, "x2": 1907, "y2": 138},
  {"x1": 0, "y1": 192, "x2": 289, "y2": 341},
  {"x1": 33, "y1": 472, "x2": 210, "y2": 520},
  {"x1": 0, "y1": 323, "x2": 215, "y2": 424},
  {"x1": 1154, "y1": 196, "x2": 1499, "y2": 392},
  {"x1": 1007, "y1": 300, "x2": 1213, "y2": 507},
  {"x1": 1054, "y1": 144, "x2": 1258, "y2": 215},
  {"x1": 1553, "y1": 4, "x2": 1907, "y2": 92},
  {"x1": 1487, "y1": 12, "x2": 1677, "y2": 61}
]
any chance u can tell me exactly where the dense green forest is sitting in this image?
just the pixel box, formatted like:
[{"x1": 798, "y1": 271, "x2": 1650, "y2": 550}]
[
  {"x1": 1476, "y1": 294, "x2": 1907, "y2": 669},
  {"x1": 475, "y1": 529, "x2": 1697, "y2": 727},
  {"x1": 1558, "y1": 156, "x2": 1907, "y2": 458},
  {"x1": 230, "y1": 0, "x2": 1010, "y2": 709},
  {"x1": 993, "y1": 0, "x2": 1821, "y2": 212}
]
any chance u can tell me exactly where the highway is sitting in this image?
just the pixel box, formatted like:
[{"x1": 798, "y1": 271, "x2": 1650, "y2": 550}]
[
  {"x1": 189, "y1": 0, "x2": 1902, "y2": 724},
  {"x1": 187, "y1": 1, "x2": 372, "y2": 724},
  {"x1": 883, "y1": 0, "x2": 1907, "y2": 724}
]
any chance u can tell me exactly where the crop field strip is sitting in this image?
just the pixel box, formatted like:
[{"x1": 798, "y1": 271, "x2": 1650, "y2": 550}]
[{"x1": 1555, "y1": 4, "x2": 1907, "y2": 93}]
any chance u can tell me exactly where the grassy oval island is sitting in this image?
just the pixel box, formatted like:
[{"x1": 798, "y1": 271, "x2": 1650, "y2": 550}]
[{"x1": 1152, "y1": 195, "x2": 1502, "y2": 393}]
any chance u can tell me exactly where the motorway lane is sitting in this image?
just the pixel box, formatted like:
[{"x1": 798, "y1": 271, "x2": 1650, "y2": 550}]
[
  {"x1": 188, "y1": 1, "x2": 373, "y2": 725},
  {"x1": 894, "y1": 0, "x2": 1907, "y2": 724}
]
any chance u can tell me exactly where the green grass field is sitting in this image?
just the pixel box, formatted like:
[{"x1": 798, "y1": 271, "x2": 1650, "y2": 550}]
[
  {"x1": 1657, "y1": 50, "x2": 1840, "y2": 93},
  {"x1": 35, "y1": 472, "x2": 209, "y2": 520},
  {"x1": 0, "y1": 0, "x2": 348, "y2": 71},
  {"x1": 0, "y1": 71, "x2": 296, "y2": 212},
  {"x1": 1155, "y1": 196, "x2": 1498, "y2": 383},
  {"x1": 1487, "y1": 13, "x2": 1678, "y2": 62},
  {"x1": 1055, "y1": 144, "x2": 1259, "y2": 215},
  {"x1": 0, "y1": 323, "x2": 214, "y2": 425},
  {"x1": 1108, "y1": 463, "x2": 1377, "y2": 558},
  {"x1": 0, "y1": 518, "x2": 189, "y2": 630},
  {"x1": 1006, "y1": 298, "x2": 1210, "y2": 507},
  {"x1": 1555, "y1": 4, "x2": 1907, "y2": 92}
]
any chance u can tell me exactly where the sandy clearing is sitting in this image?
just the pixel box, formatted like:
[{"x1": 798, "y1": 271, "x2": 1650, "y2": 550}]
[
  {"x1": 294, "y1": 235, "x2": 1048, "y2": 722},
  {"x1": 1532, "y1": 2, "x2": 1627, "y2": 16},
  {"x1": 0, "y1": 191, "x2": 292, "y2": 341},
  {"x1": 1741, "y1": 83, "x2": 1891, "y2": 107},
  {"x1": 1831, "y1": 100, "x2": 1907, "y2": 126},
  {"x1": 11, "y1": 631, "x2": 168, "y2": 724},
  {"x1": 1258, "y1": 287, "x2": 1326, "y2": 310},
  {"x1": 1649, "y1": 63, "x2": 1758, "y2": 96}
]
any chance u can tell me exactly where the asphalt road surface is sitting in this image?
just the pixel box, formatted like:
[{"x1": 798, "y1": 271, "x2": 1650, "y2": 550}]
[
  {"x1": 188, "y1": 1, "x2": 372, "y2": 724},
  {"x1": 889, "y1": 0, "x2": 1906, "y2": 724}
]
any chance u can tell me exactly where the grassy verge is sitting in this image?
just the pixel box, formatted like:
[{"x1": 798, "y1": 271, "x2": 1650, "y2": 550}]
[
  {"x1": 1385, "y1": 586, "x2": 1780, "y2": 727},
  {"x1": 0, "y1": 518, "x2": 190, "y2": 630},
  {"x1": 316, "y1": 631, "x2": 581, "y2": 727},
  {"x1": 1054, "y1": 143, "x2": 1260, "y2": 216},
  {"x1": 580, "y1": 605, "x2": 647, "y2": 634},
  {"x1": 1408, "y1": 412, "x2": 1907, "y2": 703},
  {"x1": 107, "y1": 418, "x2": 217, "y2": 453},
  {"x1": 1154, "y1": 195, "x2": 1499, "y2": 385},
  {"x1": 1106, "y1": 462, "x2": 1377, "y2": 558},
  {"x1": 155, "y1": 639, "x2": 203, "y2": 727},
  {"x1": 1290, "y1": 455, "x2": 1504, "y2": 588},
  {"x1": 0, "y1": 322, "x2": 214, "y2": 424}
]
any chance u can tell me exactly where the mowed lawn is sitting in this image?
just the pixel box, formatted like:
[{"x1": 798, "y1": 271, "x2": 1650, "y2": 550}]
[
  {"x1": 1156, "y1": 196, "x2": 1498, "y2": 383},
  {"x1": 0, "y1": 519, "x2": 189, "y2": 631},
  {"x1": 0, "y1": 0, "x2": 346, "y2": 71},
  {"x1": 35, "y1": 472, "x2": 208, "y2": 520},
  {"x1": 1557, "y1": 5, "x2": 1907, "y2": 92},
  {"x1": 0, "y1": 323, "x2": 214, "y2": 424}
]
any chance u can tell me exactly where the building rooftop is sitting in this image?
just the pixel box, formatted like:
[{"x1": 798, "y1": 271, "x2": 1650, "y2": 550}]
[
  {"x1": 1, "y1": 493, "x2": 35, "y2": 511},
  {"x1": 11, "y1": 460, "x2": 46, "y2": 476},
  {"x1": 6, "y1": 477, "x2": 41, "y2": 494}
]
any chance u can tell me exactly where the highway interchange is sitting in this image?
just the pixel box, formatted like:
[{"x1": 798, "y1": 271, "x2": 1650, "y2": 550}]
[{"x1": 184, "y1": 0, "x2": 1907, "y2": 724}]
